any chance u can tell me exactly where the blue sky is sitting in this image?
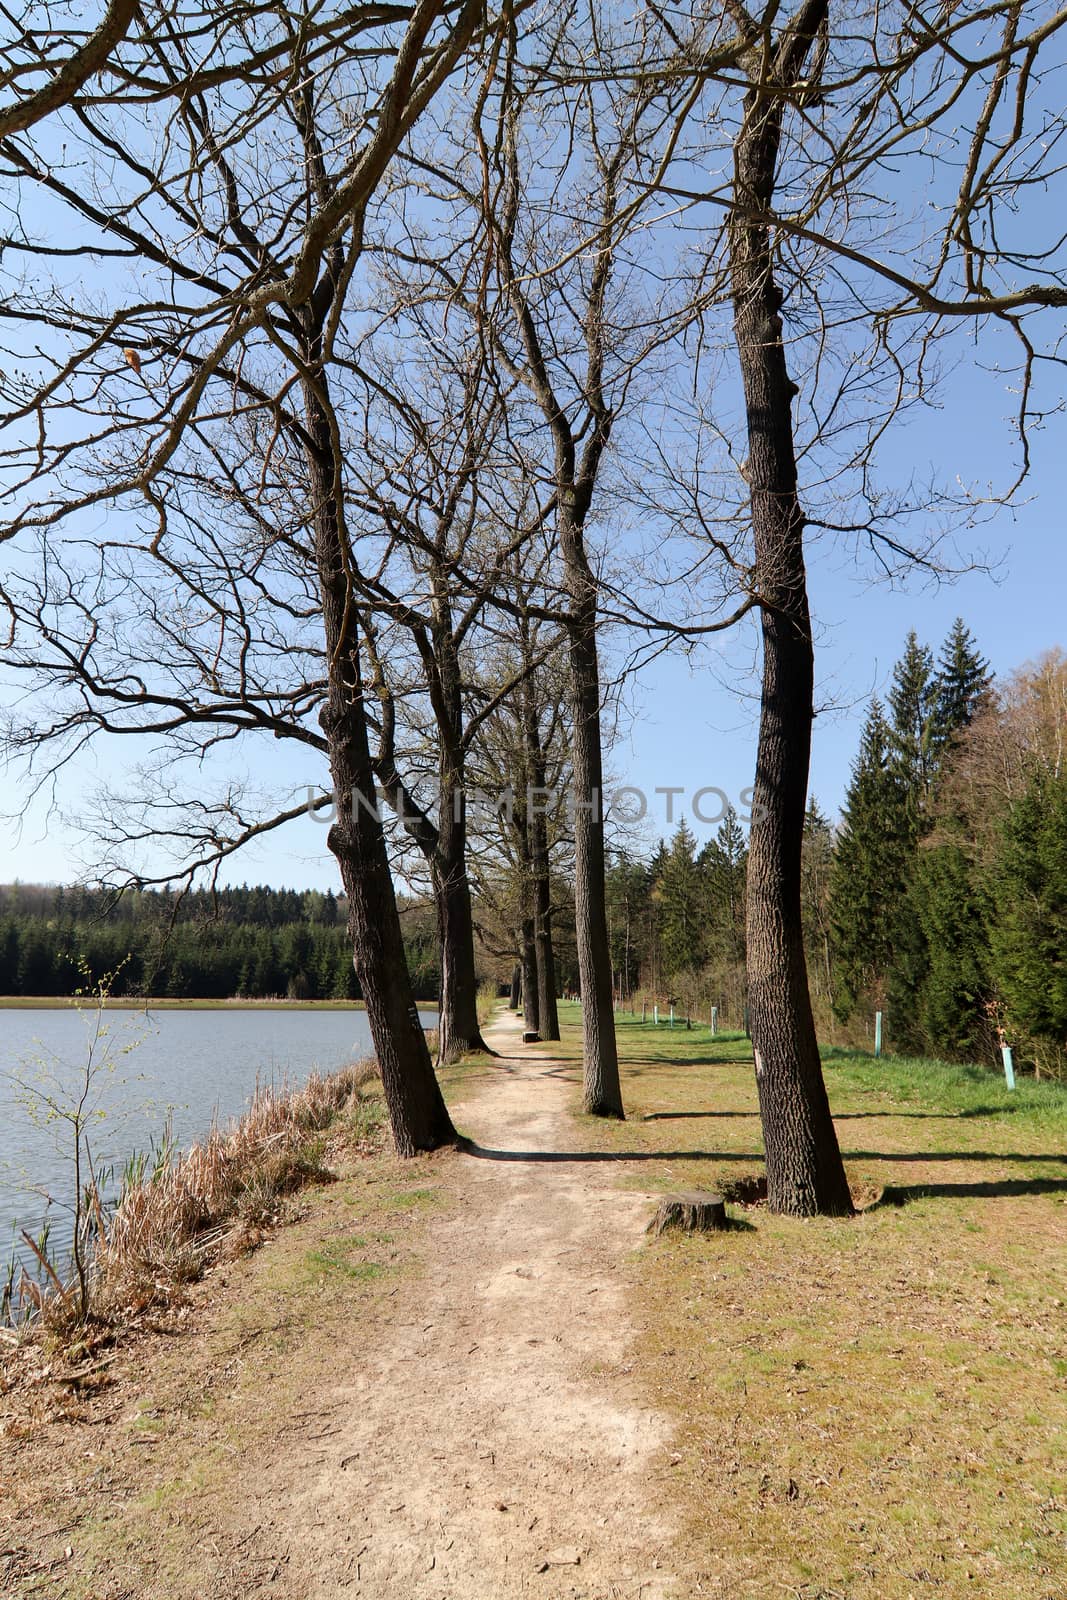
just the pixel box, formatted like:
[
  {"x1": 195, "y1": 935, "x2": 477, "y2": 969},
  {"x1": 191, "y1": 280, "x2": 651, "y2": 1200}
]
[
  {"x1": 2, "y1": 318, "x2": 1063, "y2": 892},
  {"x1": 2, "y1": 455, "x2": 1060, "y2": 892},
  {"x1": 2, "y1": 57, "x2": 1063, "y2": 892}
]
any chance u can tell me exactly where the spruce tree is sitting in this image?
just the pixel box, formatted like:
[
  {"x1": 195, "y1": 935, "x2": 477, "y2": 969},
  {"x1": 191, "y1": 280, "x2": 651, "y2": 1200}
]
[
  {"x1": 935, "y1": 617, "x2": 992, "y2": 743},
  {"x1": 990, "y1": 767, "x2": 1067, "y2": 1077},
  {"x1": 888, "y1": 630, "x2": 938, "y2": 818},
  {"x1": 658, "y1": 819, "x2": 705, "y2": 980},
  {"x1": 908, "y1": 831, "x2": 990, "y2": 1058},
  {"x1": 700, "y1": 806, "x2": 748, "y2": 970},
  {"x1": 800, "y1": 799, "x2": 835, "y2": 1019},
  {"x1": 829, "y1": 699, "x2": 910, "y2": 1021}
]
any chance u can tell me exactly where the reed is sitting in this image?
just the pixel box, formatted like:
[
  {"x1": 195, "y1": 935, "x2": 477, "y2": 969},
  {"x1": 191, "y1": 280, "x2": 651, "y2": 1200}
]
[{"x1": 9, "y1": 1058, "x2": 381, "y2": 1334}]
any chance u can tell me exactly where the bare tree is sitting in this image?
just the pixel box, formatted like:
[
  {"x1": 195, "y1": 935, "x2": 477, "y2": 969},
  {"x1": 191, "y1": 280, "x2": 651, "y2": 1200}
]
[
  {"x1": 725, "y1": 0, "x2": 854, "y2": 1215},
  {"x1": 0, "y1": 0, "x2": 517, "y2": 1154},
  {"x1": 0, "y1": 0, "x2": 137, "y2": 139}
]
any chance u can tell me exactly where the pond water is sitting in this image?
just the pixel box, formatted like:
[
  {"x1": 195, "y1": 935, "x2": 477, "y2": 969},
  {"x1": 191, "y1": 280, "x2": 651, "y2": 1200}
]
[{"x1": 0, "y1": 1004, "x2": 434, "y2": 1284}]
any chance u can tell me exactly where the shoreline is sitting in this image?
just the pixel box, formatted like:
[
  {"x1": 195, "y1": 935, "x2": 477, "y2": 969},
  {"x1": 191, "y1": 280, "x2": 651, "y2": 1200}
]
[{"x1": 0, "y1": 995, "x2": 440, "y2": 1011}]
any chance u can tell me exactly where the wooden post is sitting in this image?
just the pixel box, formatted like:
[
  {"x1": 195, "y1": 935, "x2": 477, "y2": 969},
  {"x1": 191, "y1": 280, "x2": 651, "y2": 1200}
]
[
  {"x1": 1001, "y1": 1044, "x2": 1016, "y2": 1090},
  {"x1": 874, "y1": 1011, "x2": 883, "y2": 1059}
]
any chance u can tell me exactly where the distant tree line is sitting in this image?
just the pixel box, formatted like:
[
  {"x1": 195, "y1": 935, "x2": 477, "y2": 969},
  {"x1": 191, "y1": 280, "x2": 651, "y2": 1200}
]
[
  {"x1": 0, "y1": 885, "x2": 441, "y2": 1002},
  {"x1": 604, "y1": 625, "x2": 1067, "y2": 1080}
]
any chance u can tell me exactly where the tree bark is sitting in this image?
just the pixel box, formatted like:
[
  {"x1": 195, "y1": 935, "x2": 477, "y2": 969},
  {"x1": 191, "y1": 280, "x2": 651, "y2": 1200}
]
[
  {"x1": 533, "y1": 865, "x2": 559, "y2": 1042},
  {"x1": 729, "y1": 0, "x2": 853, "y2": 1215},
  {"x1": 561, "y1": 505, "x2": 623, "y2": 1115},
  {"x1": 509, "y1": 961, "x2": 521, "y2": 1009},
  {"x1": 521, "y1": 908, "x2": 540, "y2": 1037},
  {"x1": 521, "y1": 673, "x2": 560, "y2": 1041},
  {"x1": 435, "y1": 785, "x2": 488, "y2": 1062},
  {"x1": 304, "y1": 380, "x2": 455, "y2": 1156},
  {"x1": 647, "y1": 1192, "x2": 727, "y2": 1236}
]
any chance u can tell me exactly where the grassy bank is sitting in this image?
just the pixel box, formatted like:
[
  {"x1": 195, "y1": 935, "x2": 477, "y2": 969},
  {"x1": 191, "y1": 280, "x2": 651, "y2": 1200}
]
[
  {"x1": 4, "y1": 1061, "x2": 386, "y2": 1334},
  {"x1": 541, "y1": 1001, "x2": 1067, "y2": 1599}
]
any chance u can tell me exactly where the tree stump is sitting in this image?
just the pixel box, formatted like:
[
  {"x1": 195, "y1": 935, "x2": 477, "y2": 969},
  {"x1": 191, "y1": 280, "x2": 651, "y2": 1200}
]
[
  {"x1": 522, "y1": 1030, "x2": 539, "y2": 1044},
  {"x1": 647, "y1": 1191, "x2": 727, "y2": 1237}
]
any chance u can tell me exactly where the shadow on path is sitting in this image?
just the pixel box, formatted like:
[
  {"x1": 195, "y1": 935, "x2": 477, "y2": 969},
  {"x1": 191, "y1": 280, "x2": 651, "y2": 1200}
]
[{"x1": 458, "y1": 1138, "x2": 1066, "y2": 1168}]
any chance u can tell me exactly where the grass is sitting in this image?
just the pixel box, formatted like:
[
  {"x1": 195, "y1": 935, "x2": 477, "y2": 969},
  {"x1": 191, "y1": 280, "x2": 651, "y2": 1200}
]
[{"x1": 540, "y1": 1001, "x2": 1067, "y2": 1600}]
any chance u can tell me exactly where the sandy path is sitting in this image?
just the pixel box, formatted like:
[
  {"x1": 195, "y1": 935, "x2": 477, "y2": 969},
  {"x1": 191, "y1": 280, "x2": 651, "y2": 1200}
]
[{"x1": 263, "y1": 1010, "x2": 680, "y2": 1600}]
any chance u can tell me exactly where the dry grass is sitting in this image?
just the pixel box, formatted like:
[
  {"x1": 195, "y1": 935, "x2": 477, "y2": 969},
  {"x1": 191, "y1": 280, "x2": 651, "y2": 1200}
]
[
  {"x1": 542, "y1": 1003, "x2": 1067, "y2": 1600},
  {"x1": 13, "y1": 1059, "x2": 384, "y2": 1337}
]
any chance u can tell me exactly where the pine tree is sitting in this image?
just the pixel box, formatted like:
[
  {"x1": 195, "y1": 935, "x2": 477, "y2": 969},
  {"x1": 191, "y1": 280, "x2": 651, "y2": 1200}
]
[
  {"x1": 657, "y1": 819, "x2": 705, "y2": 980},
  {"x1": 907, "y1": 831, "x2": 990, "y2": 1058},
  {"x1": 883, "y1": 622, "x2": 992, "y2": 1051},
  {"x1": 888, "y1": 630, "x2": 939, "y2": 818},
  {"x1": 935, "y1": 617, "x2": 992, "y2": 744},
  {"x1": 700, "y1": 806, "x2": 747, "y2": 965},
  {"x1": 990, "y1": 767, "x2": 1067, "y2": 1078},
  {"x1": 800, "y1": 799, "x2": 835, "y2": 1020},
  {"x1": 605, "y1": 850, "x2": 650, "y2": 999},
  {"x1": 829, "y1": 699, "x2": 910, "y2": 1021}
]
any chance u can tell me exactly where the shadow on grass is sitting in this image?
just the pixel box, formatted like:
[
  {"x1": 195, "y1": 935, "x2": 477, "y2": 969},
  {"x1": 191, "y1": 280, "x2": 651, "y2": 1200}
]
[
  {"x1": 457, "y1": 1138, "x2": 1066, "y2": 1170},
  {"x1": 643, "y1": 1109, "x2": 965, "y2": 1122},
  {"x1": 842, "y1": 1149, "x2": 1067, "y2": 1164},
  {"x1": 877, "y1": 1176, "x2": 1067, "y2": 1205},
  {"x1": 628, "y1": 1053, "x2": 756, "y2": 1069}
]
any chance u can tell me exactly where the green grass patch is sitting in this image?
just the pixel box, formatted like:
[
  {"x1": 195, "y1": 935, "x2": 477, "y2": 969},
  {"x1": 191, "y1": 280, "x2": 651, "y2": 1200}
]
[
  {"x1": 543, "y1": 999, "x2": 1067, "y2": 1598},
  {"x1": 387, "y1": 1187, "x2": 438, "y2": 1210}
]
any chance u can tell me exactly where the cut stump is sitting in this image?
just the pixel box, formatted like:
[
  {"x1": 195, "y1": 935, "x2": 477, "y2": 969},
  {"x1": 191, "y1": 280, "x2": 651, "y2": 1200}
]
[{"x1": 647, "y1": 1190, "x2": 727, "y2": 1237}]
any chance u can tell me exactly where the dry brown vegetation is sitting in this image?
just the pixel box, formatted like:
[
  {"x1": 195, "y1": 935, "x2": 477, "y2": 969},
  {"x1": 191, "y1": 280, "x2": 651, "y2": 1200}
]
[{"x1": 7, "y1": 1060, "x2": 383, "y2": 1337}]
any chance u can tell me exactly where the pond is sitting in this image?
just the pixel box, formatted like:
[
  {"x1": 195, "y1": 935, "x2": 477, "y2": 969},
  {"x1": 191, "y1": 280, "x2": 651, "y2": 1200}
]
[{"x1": 0, "y1": 1004, "x2": 434, "y2": 1285}]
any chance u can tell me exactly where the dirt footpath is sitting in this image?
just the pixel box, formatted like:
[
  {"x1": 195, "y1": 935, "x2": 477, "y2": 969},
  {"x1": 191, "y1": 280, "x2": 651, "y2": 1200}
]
[
  {"x1": 263, "y1": 1007, "x2": 679, "y2": 1598},
  {"x1": 2, "y1": 1010, "x2": 684, "y2": 1600}
]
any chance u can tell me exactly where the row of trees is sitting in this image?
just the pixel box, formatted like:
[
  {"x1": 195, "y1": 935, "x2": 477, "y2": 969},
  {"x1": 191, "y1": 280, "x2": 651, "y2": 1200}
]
[
  {"x1": 611, "y1": 629, "x2": 1065, "y2": 1082},
  {"x1": 4, "y1": 0, "x2": 1066, "y2": 1209},
  {"x1": 0, "y1": 884, "x2": 442, "y2": 999}
]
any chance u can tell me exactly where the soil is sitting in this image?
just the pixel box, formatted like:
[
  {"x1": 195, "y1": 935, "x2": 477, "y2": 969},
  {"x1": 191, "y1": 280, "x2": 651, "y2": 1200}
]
[{"x1": 1, "y1": 1009, "x2": 686, "y2": 1600}]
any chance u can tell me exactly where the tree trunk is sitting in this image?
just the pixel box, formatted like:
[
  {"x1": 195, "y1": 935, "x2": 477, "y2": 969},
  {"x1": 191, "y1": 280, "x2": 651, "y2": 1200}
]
[
  {"x1": 521, "y1": 909, "x2": 540, "y2": 1037},
  {"x1": 534, "y1": 865, "x2": 559, "y2": 1042},
  {"x1": 434, "y1": 787, "x2": 489, "y2": 1063},
  {"x1": 647, "y1": 1191, "x2": 727, "y2": 1236},
  {"x1": 521, "y1": 678, "x2": 560, "y2": 1042},
  {"x1": 730, "y1": 2, "x2": 852, "y2": 1215},
  {"x1": 304, "y1": 381, "x2": 455, "y2": 1156},
  {"x1": 509, "y1": 961, "x2": 521, "y2": 1009},
  {"x1": 561, "y1": 507, "x2": 623, "y2": 1116}
]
